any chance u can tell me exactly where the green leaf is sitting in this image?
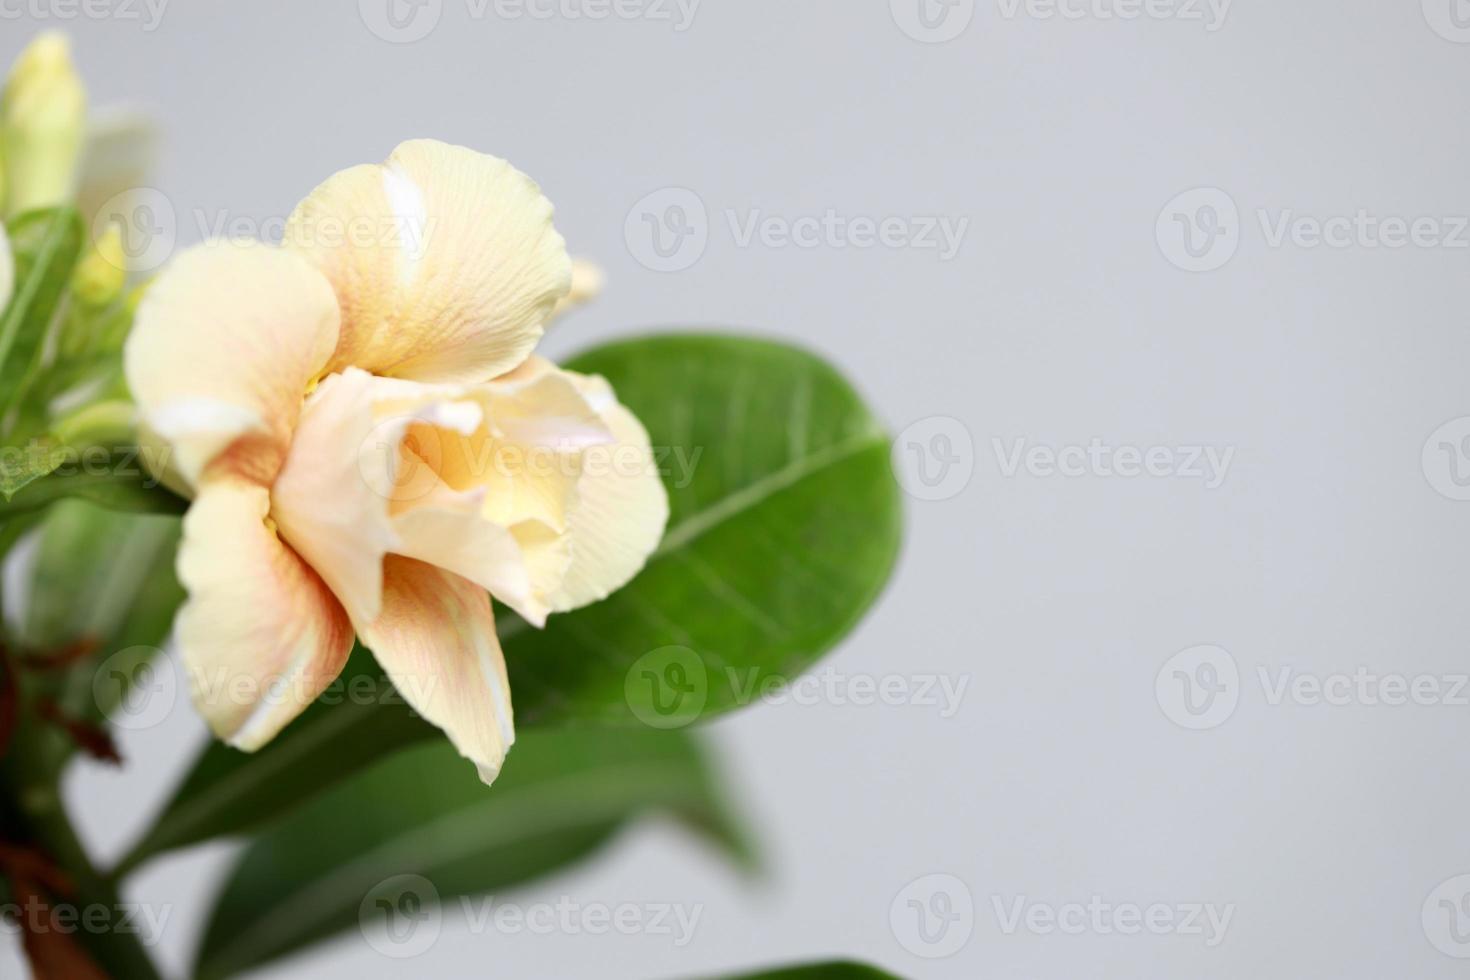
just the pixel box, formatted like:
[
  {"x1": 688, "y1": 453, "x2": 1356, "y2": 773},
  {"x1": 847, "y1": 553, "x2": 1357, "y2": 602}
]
[
  {"x1": 0, "y1": 452, "x2": 186, "y2": 519},
  {"x1": 711, "y1": 965, "x2": 904, "y2": 980},
  {"x1": 0, "y1": 436, "x2": 68, "y2": 499},
  {"x1": 192, "y1": 728, "x2": 751, "y2": 980},
  {"x1": 0, "y1": 208, "x2": 86, "y2": 434},
  {"x1": 115, "y1": 646, "x2": 439, "y2": 874},
  {"x1": 514, "y1": 333, "x2": 902, "y2": 726},
  {"x1": 115, "y1": 333, "x2": 898, "y2": 873},
  {"x1": 22, "y1": 501, "x2": 183, "y2": 728}
]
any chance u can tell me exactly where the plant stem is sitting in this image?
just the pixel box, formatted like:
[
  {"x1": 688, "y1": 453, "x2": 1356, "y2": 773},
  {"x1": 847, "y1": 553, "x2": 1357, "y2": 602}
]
[{"x1": 1, "y1": 686, "x2": 163, "y2": 978}]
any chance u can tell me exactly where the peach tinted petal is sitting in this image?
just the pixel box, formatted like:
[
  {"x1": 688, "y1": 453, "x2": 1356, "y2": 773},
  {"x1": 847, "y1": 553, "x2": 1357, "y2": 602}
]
[
  {"x1": 357, "y1": 557, "x2": 515, "y2": 784},
  {"x1": 390, "y1": 480, "x2": 566, "y2": 628},
  {"x1": 550, "y1": 371, "x2": 670, "y2": 611},
  {"x1": 123, "y1": 241, "x2": 340, "y2": 488},
  {"x1": 272, "y1": 367, "x2": 491, "y2": 624},
  {"x1": 175, "y1": 480, "x2": 354, "y2": 751},
  {"x1": 283, "y1": 139, "x2": 571, "y2": 384}
]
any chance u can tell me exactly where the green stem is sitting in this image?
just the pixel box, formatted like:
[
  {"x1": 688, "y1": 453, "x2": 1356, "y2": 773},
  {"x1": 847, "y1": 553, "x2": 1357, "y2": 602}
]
[
  {"x1": 0, "y1": 504, "x2": 166, "y2": 977},
  {"x1": 1, "y1": 672, "x2": 163, "y2": 979}
]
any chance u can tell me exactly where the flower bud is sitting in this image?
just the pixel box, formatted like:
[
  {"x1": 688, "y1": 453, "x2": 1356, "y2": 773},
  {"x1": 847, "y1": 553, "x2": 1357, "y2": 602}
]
[
  {"x1": 71, "y1": 222, "x2": 126, "y2": 308},
  {"x1": 2, "y1": 33, "x2": 87, "y2": 217}
]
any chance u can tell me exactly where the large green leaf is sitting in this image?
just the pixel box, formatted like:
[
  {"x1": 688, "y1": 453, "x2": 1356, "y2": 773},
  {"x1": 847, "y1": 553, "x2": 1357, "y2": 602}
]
[
  {"x1": 116, "y1": 333, "x2": 900, "y2": 872},
  {"x1": 0, "y1": 208, "x2": 85, "y2": 435},
  {"x1": 515, "y1": 334, "x2": 900, "y2": 726},
  {"x1": 192, "y1": 728, "x2": 752, "y2": 980},
  {"x1": 712, "y1": 965, "x2": 904, "y2": 980}
]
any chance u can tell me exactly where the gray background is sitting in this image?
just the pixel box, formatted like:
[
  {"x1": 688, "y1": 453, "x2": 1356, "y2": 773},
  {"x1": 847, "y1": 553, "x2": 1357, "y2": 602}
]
[{"x1": 4, "y1": 0, "x2": 1470, "y2": 976}]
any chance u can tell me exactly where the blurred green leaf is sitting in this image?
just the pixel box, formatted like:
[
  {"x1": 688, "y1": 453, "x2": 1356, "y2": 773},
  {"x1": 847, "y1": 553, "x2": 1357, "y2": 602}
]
[
  {"x1": 0, "y1": 207, "x2": 85, "y2": 435},
  {"x1": 0, "y1": 453, "x2": 185, "y2": 519},
  {"x1": 22, "y1": 501, "x2": 183, "y2": 729},
  {"x1": 711, "y1": 965, "x2": 904, "y2": 980},
  {"x1": 115, "y1": 646, "x2": 437, "y2": 874},
  {"x1": 116, "y1": 333, "x2": 899, "y2": 873},
  {"x1": 0, "y1": 437, "x2": 68, "y2": 499},
  {"x1": 192, "y1": 728, "x2": 751, "y2": 980}
]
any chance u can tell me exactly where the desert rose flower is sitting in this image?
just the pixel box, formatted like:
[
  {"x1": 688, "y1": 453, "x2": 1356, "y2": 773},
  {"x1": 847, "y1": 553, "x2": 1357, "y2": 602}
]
[{"x1": 124, "y1": 140, "x2": 668, "y2": 783}]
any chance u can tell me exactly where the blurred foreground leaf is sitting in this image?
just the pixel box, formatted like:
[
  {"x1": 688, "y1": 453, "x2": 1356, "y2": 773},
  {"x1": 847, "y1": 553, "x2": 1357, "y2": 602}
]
[
  {"x1": 23, "y1": 502, "x2": 182, "y2": 725},
  {"x1": 192, "y1": 728, "x2": 751, "y2": 980},
  {"x1": 712, "y1": 965, "x2": 903, "y2": 980},
  {"x1": 0, "y1": 208, "x2": 84, "y2": 435}
]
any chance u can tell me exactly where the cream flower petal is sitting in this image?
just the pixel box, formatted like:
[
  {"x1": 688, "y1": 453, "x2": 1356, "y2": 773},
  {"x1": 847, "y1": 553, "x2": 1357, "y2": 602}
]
[
  {"x1": 550, "y1": 257, "x2": 604, "y2": 320},
  {"x1": 357, "y1": 557, "x2": 515, "y2": 784},
  {"x1": 0, "y1": 222, "x2": 12, "y2": 313},
  {"x1": 390, "y1": 482, "x2": 554, "y2": 627},
  {"x1": 546, "y1": 367, "x2": 670, "y2": 612},
  {"x1": 123, "y1": 241, "x2": 340, "y2": 488},
  {"x1": 270, "y1": 368, "x2": 418, "y2": 626},
  {"x1": 283, "y1": 139, "x2": 571, "y2": 384},
  {"x1": 175, "y1": 480, "x2": 355, "y2": 751}
]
